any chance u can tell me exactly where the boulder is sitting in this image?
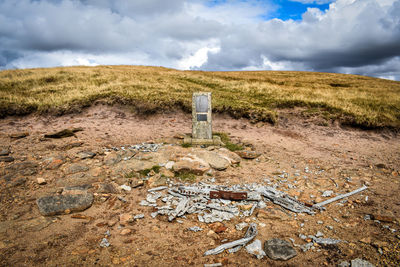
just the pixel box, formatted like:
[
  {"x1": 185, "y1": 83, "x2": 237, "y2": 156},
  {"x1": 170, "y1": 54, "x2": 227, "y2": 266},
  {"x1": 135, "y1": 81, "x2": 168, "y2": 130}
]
[
  {"x1": 37, "y1": 193, "x2": 94, "y2": 216},
  {"x1": 192, "y1": 151, "x2": 230, "y2": 171},
  {"x1": 173, "y1": 158, "x2": 210, "y2": 175}
]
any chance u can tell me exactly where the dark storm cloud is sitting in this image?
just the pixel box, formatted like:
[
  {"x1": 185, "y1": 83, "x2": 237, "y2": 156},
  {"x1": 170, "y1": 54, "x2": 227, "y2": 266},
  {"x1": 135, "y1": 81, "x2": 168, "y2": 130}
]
[{"x1": 0, "y1": 0, "x2": 399, "y2": 80}]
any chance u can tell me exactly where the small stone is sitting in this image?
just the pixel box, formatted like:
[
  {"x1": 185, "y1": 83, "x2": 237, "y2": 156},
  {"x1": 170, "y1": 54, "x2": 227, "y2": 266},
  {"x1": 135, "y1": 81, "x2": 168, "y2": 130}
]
[
  {"x1": 209, "y1": 222, "x2": 227, "y2": 233},
  {"x1": 37, "y1": 178, "x2": 47, "y2": 185},
  {"x1": 77, "y1": 151, "x2": 96, "y2": 159},
  {"x1": 43, "y1": 156, "x2": 65, "y2": 170},
  {"x1": 264, "y1": 238, "x2": 297, "y2": 261},
  {"x1": 119, "y1": 213, "x2": 134, "y2": 225},
  {"x1": 207, "y1": 230, "x2": 219, "y2": 240},
  {"x1": 36, "y1": 193, "x2": 94, "y2": 216},
  {"x1": 360, "y1": 237, "x2": 371, "y2": 244},
  {"x1": 120, "y1": 229, "x2": 132, "y2": 236},
  {"x1": 10, "y1": 132, "x2": 29, "y2": 139},
  {"x1": 235, "y1": 150, "x2": 261, "y2": 159},
  {"x1": 350, "y1": 258, "x2": 375, "y2": 267},
  {"x1": 317, "y1": 220, "x2": 324, "y2": 224}
]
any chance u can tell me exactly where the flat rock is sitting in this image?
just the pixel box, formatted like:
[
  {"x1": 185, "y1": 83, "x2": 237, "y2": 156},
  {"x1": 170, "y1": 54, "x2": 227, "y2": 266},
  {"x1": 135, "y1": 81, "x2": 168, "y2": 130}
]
[
  {"x1": 193, "y1": 150, "x2": 230, "y2": 170},
  {"x1": 217, "y1": 148, "x2": 241, "y2": 164},
  {"x1": 43, "y1": 155, "x2": 65, "y2": 170},
  {"x1": 77, "y1": 151, "x2": 96, "y2": 159},
  {"x1": 235, "y1": 150, "x2": 261, "y2": 159},
  {"x1": 264, "y1": 238, "x2": 297, "y2": 261},
  {"x1": 6, "y1": 161, "x2": 38, "y2": 176},
  {"x1": 37, "y1": 193, "x2": 94, "y2": 216},
  {"x1": 0, "y1": 156, "x2": 14, "y2": 162},
  {"x1": 66, "y1": 163, "x2": 89, "y2": 174},
  {"x1": 96, "y1": 183, "x2": 119, "y2": 194},
  {"x1": 173, "y1": 158, "x2": 210, "y2": 175},
  {"x1": 104, "y1": 152, "x2": 122, "y2": 165}
]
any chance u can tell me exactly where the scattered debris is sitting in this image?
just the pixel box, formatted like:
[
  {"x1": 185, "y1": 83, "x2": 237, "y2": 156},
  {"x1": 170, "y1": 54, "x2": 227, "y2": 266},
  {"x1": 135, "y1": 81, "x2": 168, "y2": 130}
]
[
  {"x1": 246, "y1": 239, "x2": 266, "y2": 259},
  {"x1": 204, "y1": 223, "x2": 257, "y2": 256},
  {"x1": 310, "y1": 236, "x2": 343, "y2": 246},
  {"x1": 313, "y1": 185, "x2": 368, "y2": 209},
  {"x1": 148, "y1": 186, "x2": 168, "y2": 192}
]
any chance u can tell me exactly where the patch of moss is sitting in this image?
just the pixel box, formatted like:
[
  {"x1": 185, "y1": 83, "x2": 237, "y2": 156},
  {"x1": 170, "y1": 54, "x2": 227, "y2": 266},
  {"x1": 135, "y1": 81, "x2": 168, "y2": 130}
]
[
  {"x1": 181, "y1": 143, "x2": 192, "y2": 148},
  {"x1": 124, "y1": 171, "x2": 137, "y2": 179},
  {"x1": 175, "y1": 172, "x2": 196, "y2": 182},
  {"x1": 213, "y1": 132, "x2": 243, "y2": 151},
  {"x1": 139, "y1": 165, "x2": 161, "y2": 176}
]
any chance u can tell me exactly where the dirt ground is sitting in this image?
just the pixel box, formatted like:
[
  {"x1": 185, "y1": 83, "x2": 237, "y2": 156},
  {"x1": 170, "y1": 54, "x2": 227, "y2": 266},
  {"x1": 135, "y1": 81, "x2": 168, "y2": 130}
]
[{"x1": 0, "y1": 104, "x2": 399, "y2": 267}]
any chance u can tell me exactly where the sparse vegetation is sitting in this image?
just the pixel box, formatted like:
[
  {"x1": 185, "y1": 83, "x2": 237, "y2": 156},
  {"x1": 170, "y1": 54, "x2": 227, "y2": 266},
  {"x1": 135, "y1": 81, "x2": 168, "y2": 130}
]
[
  {"x1": 139, "y1": 165, "x2": 160, "y2": 176},
  {"x1": 181, "y1": 143, "x2": 192, "y2": 148},
  {"x1": 213, "y1": 132, "x2": 243, "y2": 151},
  {"x1": 1, "y1": 65, "x2": 399, "y2": 129}
]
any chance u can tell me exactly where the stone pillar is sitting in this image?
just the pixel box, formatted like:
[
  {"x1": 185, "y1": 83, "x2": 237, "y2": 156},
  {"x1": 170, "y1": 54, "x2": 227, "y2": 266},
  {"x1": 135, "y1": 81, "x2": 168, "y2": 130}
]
[{"x1": 192, "y1": 92, "x2": 212, "y2": 139}]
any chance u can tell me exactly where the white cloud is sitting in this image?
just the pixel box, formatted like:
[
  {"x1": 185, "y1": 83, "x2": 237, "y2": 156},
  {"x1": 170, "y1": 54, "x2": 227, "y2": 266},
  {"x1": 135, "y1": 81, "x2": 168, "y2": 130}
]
[{"x1": 289, "y1": 0, "x2": 334, "y2": 4}]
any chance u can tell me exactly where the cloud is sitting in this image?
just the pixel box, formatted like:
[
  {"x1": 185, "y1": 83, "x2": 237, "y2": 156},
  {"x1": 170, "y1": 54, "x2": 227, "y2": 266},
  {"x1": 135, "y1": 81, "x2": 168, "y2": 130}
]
[{"x1": 0, "y1": 0, "x2": 399, "y2": 80}]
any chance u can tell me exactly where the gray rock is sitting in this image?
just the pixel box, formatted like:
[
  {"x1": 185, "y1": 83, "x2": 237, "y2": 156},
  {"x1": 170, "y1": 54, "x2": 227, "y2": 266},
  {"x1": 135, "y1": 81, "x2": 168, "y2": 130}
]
[
  {"x1": 77, "y1": 151, "x2": 96, "y2": 159},
  {"x1": 0, "y1": 156, "x2": 14, "y2": 162},
  {"x1": 96, "y1": 183, "x2": 118, "y2": 194},
  {"x1": 99, "y1": 238, "x2": 110, "y2": 248},
  {"x1": 264, "y1": 238, "x2": 297, "y2": 261},
  {"x1": 36, "y1": 193, "x2": 94, "y2": 216},
  {"x1": 104, "y1": 152, "x2": 121, "y2": 165},
  {"x1": 66, "y1": 163, "x2": 89, "y2": 174},
  {"x1": 350, "y1": 258, "x2": 375, "y2": 267},
  {"x1": 322, "y1": 190, "x2": 334, "y2": 197},
  {"x1": 6, "y1": 161, "x2": 38, "y2": 176}
]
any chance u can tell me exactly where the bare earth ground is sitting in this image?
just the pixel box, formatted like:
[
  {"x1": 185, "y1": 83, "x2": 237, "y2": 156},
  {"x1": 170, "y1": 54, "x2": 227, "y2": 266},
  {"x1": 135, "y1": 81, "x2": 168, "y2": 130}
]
[{"x1": 0, "y1": 104, "x2": 400, "y2": 266}]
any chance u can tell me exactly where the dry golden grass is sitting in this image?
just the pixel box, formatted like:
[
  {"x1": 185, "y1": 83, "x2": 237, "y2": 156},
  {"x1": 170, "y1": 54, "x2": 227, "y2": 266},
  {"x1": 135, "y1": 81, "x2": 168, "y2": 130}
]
[{"x1": 1, "y1": 65, "x2": 399, "y2": 129}]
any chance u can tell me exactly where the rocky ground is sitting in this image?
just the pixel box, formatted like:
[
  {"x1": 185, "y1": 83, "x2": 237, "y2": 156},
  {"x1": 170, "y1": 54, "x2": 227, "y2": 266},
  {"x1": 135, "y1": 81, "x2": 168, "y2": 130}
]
[{"x1": 0, "y1": 104, "x2": 399, "y2": 267}]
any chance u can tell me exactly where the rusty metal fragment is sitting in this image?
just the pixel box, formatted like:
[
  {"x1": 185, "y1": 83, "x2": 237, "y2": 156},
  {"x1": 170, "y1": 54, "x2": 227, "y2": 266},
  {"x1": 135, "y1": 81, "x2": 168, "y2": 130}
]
[{"x1": 210, "y1": 190, "x2": 247, "y2": 200}]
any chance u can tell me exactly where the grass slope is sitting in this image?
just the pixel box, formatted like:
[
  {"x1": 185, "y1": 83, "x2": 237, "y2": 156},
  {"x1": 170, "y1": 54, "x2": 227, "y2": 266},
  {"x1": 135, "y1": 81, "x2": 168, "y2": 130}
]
[{"x1": 1, "y1": 65, "x2": 399, "y2": 129}]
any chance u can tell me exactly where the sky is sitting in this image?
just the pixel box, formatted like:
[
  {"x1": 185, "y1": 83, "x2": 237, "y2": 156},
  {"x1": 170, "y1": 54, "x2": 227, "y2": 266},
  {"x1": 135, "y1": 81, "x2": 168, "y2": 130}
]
[{"x1": 0, "y1": 0, "x2": 399, "y2": 80}]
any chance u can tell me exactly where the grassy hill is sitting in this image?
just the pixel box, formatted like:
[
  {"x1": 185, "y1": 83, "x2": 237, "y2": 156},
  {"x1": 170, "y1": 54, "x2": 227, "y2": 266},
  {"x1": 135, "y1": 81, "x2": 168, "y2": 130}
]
[{"x1": 1, "y1": 65, "x2": 399, "y2": 129}]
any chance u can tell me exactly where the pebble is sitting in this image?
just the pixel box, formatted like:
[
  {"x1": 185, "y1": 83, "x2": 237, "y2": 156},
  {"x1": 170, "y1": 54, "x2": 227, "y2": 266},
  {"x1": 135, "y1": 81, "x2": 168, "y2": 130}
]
[
  {"x1": 322, "y1": 190, "x2": 333, "y2": 197},
  {"x1": 317, "y1": 220, "x2": 324, "y2": 224},
  {"x1": 316, "y1": 231, "x2": 324, "y2": 237},
  {"x1": 37, "y1": 178, "x2": 47, "y2": 185}
]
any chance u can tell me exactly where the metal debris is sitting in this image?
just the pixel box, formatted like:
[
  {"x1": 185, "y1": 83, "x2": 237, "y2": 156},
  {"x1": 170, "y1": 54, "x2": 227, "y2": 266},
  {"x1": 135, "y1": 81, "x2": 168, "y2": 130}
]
[
  {"x1": 204, "y1": 223, "x2": 257, "y2": 256},
  {"x1": 313, "y1": 185, "x2": 368, "y2": 209},
  {"x1": 148, "y1": 186, "x2": 168, "y2": 192},
  {"x1": 245, "y1": 239, "x2": 266, "y2": 259},
  {"x1": 99, "y1": 238, "x2": 110, "y2": 248},
  {"x1": 311, "y1": 236, "x2": 342, "y2": 246},
  {"x1": 187, "y1": 226, "x2": 203, "y2": 232},
  {"x1": 210, "y1": 190, "x2": 247, "y2": 200},
  {"x1": 134, "y1": 214, "x2": 145, "y2": 219},
  {"x1": 236, "y1": 222, "x2": 249, "y2": 231}
]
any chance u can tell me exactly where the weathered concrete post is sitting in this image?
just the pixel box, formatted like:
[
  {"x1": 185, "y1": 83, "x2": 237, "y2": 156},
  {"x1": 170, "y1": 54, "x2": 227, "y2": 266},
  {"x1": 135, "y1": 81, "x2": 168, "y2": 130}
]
[
  {"x1": 184, "y1": 92, "x2": 221, "y2": 146},
  {"x1": 192, "y1": 92, "x2": 212, "y2": 139}
]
